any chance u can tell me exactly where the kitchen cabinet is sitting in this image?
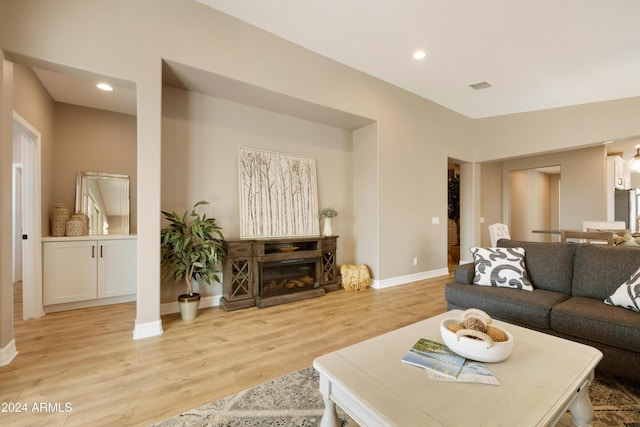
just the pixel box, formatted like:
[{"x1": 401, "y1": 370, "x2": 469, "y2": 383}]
[
  {"x1": 607, "y1": 156, "x2": 631, "y2": 221},
  {"x1": 43, "y1": 235, "x2": 136, "y2": 310}
]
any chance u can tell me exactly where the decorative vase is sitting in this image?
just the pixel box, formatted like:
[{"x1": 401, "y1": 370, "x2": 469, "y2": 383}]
[
  {"x1": 72, "y1": 212, "x2": 89, "y2": 235},
  {"x1": 177, "y1": 293, "x2": 201, "y2": 320},
  {"x1": 323, "y1": 217, "x2": 333, "y2": 236},
  {"x1": 66, "y1": 219, "x2": 83, "y2": 237},
  {"x1": 51, "y1": 203, "x2": 70, "y2": 236}
]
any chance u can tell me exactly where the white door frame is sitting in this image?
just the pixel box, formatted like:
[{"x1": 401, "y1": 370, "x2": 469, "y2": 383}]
[
  {"x1": 12, "y1": 163, "x2": 22, "y2": 283},
  {"x1": 13, "y1": 111, "x2": 43, "y2": 319}
]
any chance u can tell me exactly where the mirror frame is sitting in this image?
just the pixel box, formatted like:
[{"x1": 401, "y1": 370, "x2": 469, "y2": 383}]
[{"x1": 75, "y1": 171, "x2": 130, "y2": 235}]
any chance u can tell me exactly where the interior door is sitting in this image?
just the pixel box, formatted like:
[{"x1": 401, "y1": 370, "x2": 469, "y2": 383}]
[
  {"x1": 12, "y1": 165, "x2": 22, "y2": 283},
  {"x1": 13, "y1": 112, "x2": 43, "y2": 319}
]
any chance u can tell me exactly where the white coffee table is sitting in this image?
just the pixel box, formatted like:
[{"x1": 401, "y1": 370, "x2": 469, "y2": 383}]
[{"x1": 313, "y1": 310, "x2": 603, "y2": 427}]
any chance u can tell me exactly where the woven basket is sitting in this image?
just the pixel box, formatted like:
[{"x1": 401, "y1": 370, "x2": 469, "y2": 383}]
[{"x1": 340, "y1": 264, "x2": 370, "y2": 291}]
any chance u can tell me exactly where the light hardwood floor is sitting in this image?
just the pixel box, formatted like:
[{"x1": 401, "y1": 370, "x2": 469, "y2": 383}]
[{"x1": 1, "y1": 272, "x2": 451, "y2": 426}]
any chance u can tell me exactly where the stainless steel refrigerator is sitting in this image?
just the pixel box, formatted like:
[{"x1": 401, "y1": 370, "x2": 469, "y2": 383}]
[{"x1": 614, "y1": 189, "x2": 638, "y2": 232}]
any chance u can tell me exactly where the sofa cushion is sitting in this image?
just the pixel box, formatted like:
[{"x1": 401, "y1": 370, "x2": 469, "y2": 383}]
[
  {"x1": 470, "y1": 247, "x2": 533, "y2": 290},
  {"x1": 605, "y1": 266, "x2": 640, "y2": 312},
  {"x1": 444, "y1": 283, "x2": 569, "y2": 329},
  {"x1": 551, "y1": 297, "x2": 640, "y2": 352},
  {"x1": 498, "y1": 239, "x2": 575, "y2": 294},
  {"x1": 572, "y1": 245, "x2": 640, "y2": 300},
  {"x1": 453, "y1": 262, "x2": 475, "y2": 285}
]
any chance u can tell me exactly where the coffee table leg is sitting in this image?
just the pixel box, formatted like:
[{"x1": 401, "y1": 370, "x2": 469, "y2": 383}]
[
  {"x1": 318, "y1": 373, "x2": 340, "y2": 427},
  {"x1": 569, "y1": 375, "x2": 595, "y2": 427},
  {"x1": 320, "y1": 398, "x2": 340, "y2": 427}
]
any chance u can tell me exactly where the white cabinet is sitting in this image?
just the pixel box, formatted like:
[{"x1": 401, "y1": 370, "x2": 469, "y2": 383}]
[
  {"x1": 43, "y1": 240, "x2": 97, "y2": 305},
  {"x1": 608, "y1": 156, "x2": 630, "y2": 190},
  {"x1": 97, "y1": 239, "x2": 137, "y2": 298},
  {"x1": 43, "y1": 236, "x2": 136, "y2": 308},
  {"x1": 607, "y1": 156, "x2": 631, "y2": 221}
]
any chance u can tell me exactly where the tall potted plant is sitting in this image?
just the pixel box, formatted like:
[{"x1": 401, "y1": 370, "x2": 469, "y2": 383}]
[{"x1": 161, "y1": 200, "x2": 226, "y2": 320}]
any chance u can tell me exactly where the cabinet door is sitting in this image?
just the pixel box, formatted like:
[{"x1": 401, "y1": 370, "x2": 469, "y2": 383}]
[
  {"x1": 43, "y1": 241, "x2": 97, "y2": 305},
  {"x1": 97, "y1": 239, "x2": 137, "y2": 298}
]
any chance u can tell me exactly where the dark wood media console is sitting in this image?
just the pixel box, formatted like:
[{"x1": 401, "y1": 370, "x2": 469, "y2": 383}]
[{"x1": 221, "y1": 236, "x2": 341, "y2": 311}]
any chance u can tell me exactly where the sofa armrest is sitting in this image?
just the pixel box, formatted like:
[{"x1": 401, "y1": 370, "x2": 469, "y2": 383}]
[{"x1": 453, "y1": 262, "x2": 475, "y2": 284}]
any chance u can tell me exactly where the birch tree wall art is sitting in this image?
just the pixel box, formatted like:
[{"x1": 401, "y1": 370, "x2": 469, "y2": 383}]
[{"x1": 238, "y1": 147, "x2": 320, "y2": 238}]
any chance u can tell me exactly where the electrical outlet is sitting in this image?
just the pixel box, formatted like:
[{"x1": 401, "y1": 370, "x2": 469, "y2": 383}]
[
  {"x1": 432, "y1": 217, "x2": 439, "y2": 224},
  {"x1": 413, "y1": 257, "x2": 418, "y2": 265}
]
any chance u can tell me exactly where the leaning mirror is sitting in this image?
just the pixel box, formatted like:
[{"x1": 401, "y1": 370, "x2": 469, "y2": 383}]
[{"x1": 75, "y1": 171, "x2": 130, "y2": 235}]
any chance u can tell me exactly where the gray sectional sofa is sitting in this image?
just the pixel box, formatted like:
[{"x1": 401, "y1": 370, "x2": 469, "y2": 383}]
[{"x1": 446, "y1": 239, "x2": 640, "y2": 382}]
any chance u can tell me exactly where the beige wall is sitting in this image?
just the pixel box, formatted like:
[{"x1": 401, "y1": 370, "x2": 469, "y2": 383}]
[
  {"x1": 160, "y1": 86, "x2": 356, "y2": 301},
  {"x1": 479, "y1": 162, "x2": 503, "y2": 246},
  {"x1": 353, "y1": 122, "x2": 380, "y2": 277},
  {"x1": 474, "y1": 97, "x2": 640, "y2": 162},
  {"x1": 509, "y1": 169, "x2": 551, "y2": 242},
  {"x1": 12, "y1": 63, "x2": 55, "y2": 234},
  {"x1": 52, "y1": 103, "x2": 137, "y2": 234},
  {"x1": 480, "y1": 146, "x2": 607, "y2": 241},
  {"x1": 503, "y1": 146, "x2": 607, "y2": 231},
  {"x1": 549, "y1": 174, "x2": 560, "y2": 240},
  {"x1": 1, "y1": 55, "x2": 14, "y2": 351}
]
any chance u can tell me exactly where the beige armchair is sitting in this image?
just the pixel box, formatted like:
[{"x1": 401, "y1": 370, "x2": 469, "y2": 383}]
[{"x1": 488, "y1": 223, "x2": 510, "y2": 246}]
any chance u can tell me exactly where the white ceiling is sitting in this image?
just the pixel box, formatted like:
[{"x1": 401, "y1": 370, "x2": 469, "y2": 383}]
[{"x1": 196, "y1": 0, "x2": 640, "y2": 119}]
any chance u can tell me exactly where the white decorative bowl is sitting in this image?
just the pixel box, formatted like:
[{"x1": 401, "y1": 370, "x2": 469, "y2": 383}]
[{"x1": 440, "y1": 318, "x2": 514, "y2": 363}]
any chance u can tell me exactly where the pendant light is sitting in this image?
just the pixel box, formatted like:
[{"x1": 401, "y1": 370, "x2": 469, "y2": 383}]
[{"x1": 629, "y1": 148, "x2": 640, "y2": 172}]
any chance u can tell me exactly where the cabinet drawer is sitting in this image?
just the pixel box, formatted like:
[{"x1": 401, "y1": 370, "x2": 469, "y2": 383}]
[
  {"x1": 225, "y1": 241, "x2": 254, "y2": 257},
  {"x1": 322, "y1": 238, "x2": 337, "y2": 252}
]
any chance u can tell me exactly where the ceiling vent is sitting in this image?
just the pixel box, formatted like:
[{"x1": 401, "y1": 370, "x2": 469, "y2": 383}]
[{"x1": 469, "y1": 81, "x2": 492, "y2": 90}]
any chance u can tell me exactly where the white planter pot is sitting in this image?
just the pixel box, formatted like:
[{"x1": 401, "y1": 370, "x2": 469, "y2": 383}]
[
  {"x1": 323, "y1": 217, "x2": 333, "y2": 236},
  {"x1": 177, "y1": 293, "x2": 201, "y2": 320}
]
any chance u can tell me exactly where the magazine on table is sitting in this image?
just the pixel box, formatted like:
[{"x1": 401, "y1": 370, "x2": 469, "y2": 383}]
[
  {"x1": 401, "y1": 338, "x2": 500, "y2": 385},
  {"x1": 401, "y1": 338, "x2": 466, "y2": 379},
  {"x1": 426, "y1": 360, "x2": 501, "y2": 386}
]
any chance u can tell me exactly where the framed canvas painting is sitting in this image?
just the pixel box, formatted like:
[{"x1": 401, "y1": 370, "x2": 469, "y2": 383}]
[{"x1": 238, "y1": 147, "x2": 320, "y2": 238}]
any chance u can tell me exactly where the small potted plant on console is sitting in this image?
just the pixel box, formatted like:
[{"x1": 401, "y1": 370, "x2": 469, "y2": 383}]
[
  {"x1": 320, "y1": 207, "x2": 338, "y2": 236},
  {"x1": 161, "y1": 200, "x2": 226, "y2": 320}
]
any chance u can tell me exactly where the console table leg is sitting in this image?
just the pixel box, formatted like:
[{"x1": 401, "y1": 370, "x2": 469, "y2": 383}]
[{"x1": 569, "y1": 376, "x2": 595, "y2": 427}]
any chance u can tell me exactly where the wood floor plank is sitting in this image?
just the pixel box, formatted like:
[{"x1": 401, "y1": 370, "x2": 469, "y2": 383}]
[{"x1": 1, "y1": 272, "x2": 451, "y2": 426}]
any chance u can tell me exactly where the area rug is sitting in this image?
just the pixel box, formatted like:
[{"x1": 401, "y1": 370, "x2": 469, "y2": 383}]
[{"x1": 152, "y1": 367, "x2": 640, "y2": 427}]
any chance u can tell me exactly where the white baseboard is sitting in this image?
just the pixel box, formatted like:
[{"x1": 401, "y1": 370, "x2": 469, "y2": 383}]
[
  {"x1": 133, "y1": 320, "x2": 164, "y2": 340},
  {"x1": 160, "y1": 295, "x2": 222, "y2": 316},
  {"x1": 371, "y1": 268, "x2": 450, "y2": 289},
  {"x1": 0, "y1": 339, "x2": 18, "y2": 366},
  {"x1": 45, "y1": 294, "x2": 136, "y2": 313}
]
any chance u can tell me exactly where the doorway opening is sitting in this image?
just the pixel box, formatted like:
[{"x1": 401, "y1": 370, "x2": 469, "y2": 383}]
[
  {"x1": 508, "y1": 166, "x2": 561, "y2": 242},
  {"x1": 448, "y1": 162, "x2": 460, "y2": 266}
]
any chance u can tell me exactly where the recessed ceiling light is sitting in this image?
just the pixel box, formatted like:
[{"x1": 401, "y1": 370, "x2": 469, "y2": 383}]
[
  {"x1": 96, "y1": 83, "x2": 113, "y2": 91},
  {"x1": 412, "y1": 50, "x2": 427, "y2": 60}
]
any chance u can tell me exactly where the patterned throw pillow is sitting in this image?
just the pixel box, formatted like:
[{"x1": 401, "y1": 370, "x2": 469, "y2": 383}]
[
  {"x1": 605, "y1": 266, "x2": 640, "y2": 312},
  {"x1": 471, "y1": 247, "x2": 533, "y2": 291}
]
